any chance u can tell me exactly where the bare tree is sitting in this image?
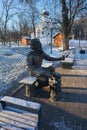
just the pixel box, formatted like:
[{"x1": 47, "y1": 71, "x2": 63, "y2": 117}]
[
  {"x1": 19, "y1": 0, "x2": 40, "y2": 38},
  {"x1": 1, "y1": 0, "x2": 17, "y2": 38},
  {"x1": 37, "y1": 0, "x2": 87, "y2": 50},
  {"x1": 61, "y1": 0, "x2": 87, "y2": 50},
  {"x1": 0, "y1": 0, "x2": 17, "y2": 44}
]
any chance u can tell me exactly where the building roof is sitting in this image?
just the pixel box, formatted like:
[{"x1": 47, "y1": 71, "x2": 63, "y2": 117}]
[
  {"x1": 53, "y1": 33, "x2": 61, "y2": 38},
  {"x1": 21, "y1": 36, "x2": 31, "y2": 40},
  {"x1": 42, "y1": 10, "x2": 49, "y2": 16}
]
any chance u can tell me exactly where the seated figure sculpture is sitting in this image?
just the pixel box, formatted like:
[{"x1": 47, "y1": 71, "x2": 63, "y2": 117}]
[{"x1": 26, "y1": 38, "x2": 65, "y2": 101}]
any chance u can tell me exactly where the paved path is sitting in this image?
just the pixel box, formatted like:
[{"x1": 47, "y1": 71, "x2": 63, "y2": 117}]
[
  {"x1": 11, "y1": 66, "x2": 87, "y2": 130},
  {"x1": 55, "y1": 67, "x2": 87, "y2": 130}
]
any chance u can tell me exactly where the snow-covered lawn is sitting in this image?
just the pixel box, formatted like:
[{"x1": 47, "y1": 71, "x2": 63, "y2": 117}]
[{"x1": 0, "y1": 45, "x2": 29, "y2": 95}]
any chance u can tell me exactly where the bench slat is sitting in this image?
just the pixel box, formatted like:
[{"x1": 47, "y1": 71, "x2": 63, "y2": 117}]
[
  {"x1": 3, "y1": 109, "x2": 38, "y2": 122},
  {"x1": 0, "y1": 116, "x2": 35, "y2": 130},
  {"x1": 5, "y1": 106, "x2": 38, "y2": 119},
  {"x1": 0, "y1": 121, "x2": 23, "y2": 130},
  {"x1": 0, "y1": 111, "x2": 38, "y2": 128}
]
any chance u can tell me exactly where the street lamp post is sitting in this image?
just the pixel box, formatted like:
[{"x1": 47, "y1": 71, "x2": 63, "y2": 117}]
[
  {"x1": 50, "y1": 27, "x2": 53, "y2": 54},
  {"x1": 79, "y1": 31, "x2": 81, "y2": 47},
  {"x1": 50, "y1": 18, "x2": 58, "y2": 54}
]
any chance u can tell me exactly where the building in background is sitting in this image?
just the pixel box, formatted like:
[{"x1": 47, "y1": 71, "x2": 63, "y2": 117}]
[
  {"x1": 53, "y1": 33, "x2": 63, "y2": 47},
  {"x1": 31, "y1": 10, "x2": 58, "y2": 46},
  {"x1": 21, "y1": 36, "x2": 31, "y2": 46}
]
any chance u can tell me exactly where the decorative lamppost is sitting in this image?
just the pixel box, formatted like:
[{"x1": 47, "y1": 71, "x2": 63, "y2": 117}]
[
  {"x1": 50, "y1": 18, "x2": 58, "y2": 54},
  {"x1": 79, "y1": 31, "x2": 81, "y2": 47}
]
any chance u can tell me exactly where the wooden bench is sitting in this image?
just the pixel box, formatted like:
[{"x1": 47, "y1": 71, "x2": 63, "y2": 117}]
[
  {"x1": 61, "y1": 52, "x2": 75, "y2": 68},
  {"x1": 19, "y1": 76, "x2": 36, "y2": 97},
  {"x1": 19, "y1": 63, "x2": 53, "y2": 97},
  {"x1": 0, "y1": 96, "x2": 41, "y2": 130}
]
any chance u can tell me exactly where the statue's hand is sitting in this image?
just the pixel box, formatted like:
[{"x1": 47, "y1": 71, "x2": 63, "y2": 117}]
[{"x1": 61, "y1": 54, "x2": 65, "y2": 60}]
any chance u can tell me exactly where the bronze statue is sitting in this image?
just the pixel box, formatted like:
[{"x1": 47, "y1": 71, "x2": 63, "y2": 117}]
[{"x1": 26, "y1": 38, "x2": 65, "y2": 101}]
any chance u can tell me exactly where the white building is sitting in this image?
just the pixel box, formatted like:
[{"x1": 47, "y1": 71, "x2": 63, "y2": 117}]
[{"x1": 31, "y1": 10, "x2": 58, "y2": 46}]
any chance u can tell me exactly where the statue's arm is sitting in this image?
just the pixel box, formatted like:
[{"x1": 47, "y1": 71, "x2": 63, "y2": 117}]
[{"x1": 42, "y1": 51, "x2": 64, "y2": 61}]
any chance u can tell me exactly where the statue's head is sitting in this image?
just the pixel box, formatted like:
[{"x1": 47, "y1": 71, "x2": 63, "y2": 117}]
[{"x1": 30, "y1": 38, "x2": 43, "y2": 53}]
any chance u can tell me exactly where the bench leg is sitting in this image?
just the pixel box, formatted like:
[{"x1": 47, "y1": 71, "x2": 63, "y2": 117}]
[
  {"x1": 49, "y1": 89, "x2": 56, "y2": 102},
  {"x1": 25, "y1": 84, "x2": 30, "y2": 97}
]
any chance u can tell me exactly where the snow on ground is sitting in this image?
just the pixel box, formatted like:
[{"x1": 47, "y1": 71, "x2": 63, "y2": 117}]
[
  {"x1": 0, "y1": 45, "x2": 30, "y2": 96},
  {"x1": 0, "y1": 40, "x2": 87, "y2": 96},
  {"x1": 70, "y1": 40, "x2": 87, "y2": 70}
]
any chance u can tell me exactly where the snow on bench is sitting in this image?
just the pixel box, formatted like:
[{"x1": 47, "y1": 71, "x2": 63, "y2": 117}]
[
  {"x1": 61, "y1": 52, "x2": 75, "y2": 68},
  {"x1": 19, "y1": 76, "x2": 36, "y2": 97},
  {"x1": 0, "y1": 96, "x2": 41, "y2": 130}
]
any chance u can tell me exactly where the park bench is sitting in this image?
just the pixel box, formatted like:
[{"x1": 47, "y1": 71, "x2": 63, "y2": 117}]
[
  {"x1": 0, "y1": 96, "x2": 41, "y2": 130},
  {"x1": 61, "y1": 51, "x2": 75, "y2": 68},
  {"x1": 19, "y1": 76, "x2": 36, "y2": 97},
  {"x1": 19, "y1": 62, "x2": 53, "y2": 97}
]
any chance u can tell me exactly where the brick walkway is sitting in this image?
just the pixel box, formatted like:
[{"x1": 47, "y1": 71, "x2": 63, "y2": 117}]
[
  {"x1": 55, "y1": 67, "x2": 87, "y2": 130},
  {"x1": 12, "y1": 66, "x2": 87, "y2": 130}
]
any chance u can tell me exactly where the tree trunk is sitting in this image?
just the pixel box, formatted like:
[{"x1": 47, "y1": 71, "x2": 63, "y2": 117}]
[
  {"x1": 62, "y1": 0, "x2": 69, "y2": 51},
  {"x1": 62, "y1": 34, "x2": 69, "y2": 51},
  {"x1": 33, "y1": 26, "x2": 36, "y2": 38}
]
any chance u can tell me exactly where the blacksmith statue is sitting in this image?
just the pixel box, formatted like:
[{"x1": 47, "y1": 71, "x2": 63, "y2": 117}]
[{"x1": 26, "y1": 38, "x2": 65, "y2": 101}]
